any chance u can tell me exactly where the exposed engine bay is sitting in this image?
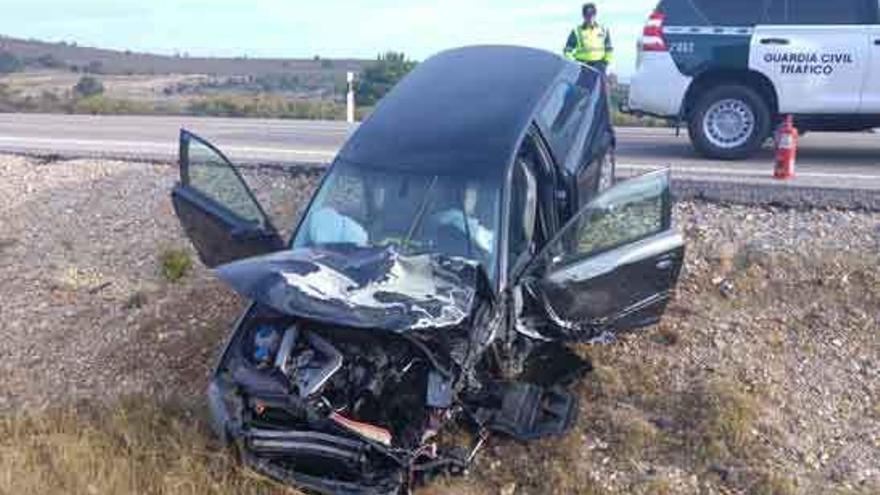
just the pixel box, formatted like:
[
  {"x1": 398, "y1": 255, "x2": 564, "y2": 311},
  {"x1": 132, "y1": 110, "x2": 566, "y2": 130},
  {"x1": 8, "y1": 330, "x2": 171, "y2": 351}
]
[
  {"x1": 210, "y1": 302, "x2": 588, "y2": 494},
  {"x1": 242, "y1": 317, "x2": 437, "y2": 449}
]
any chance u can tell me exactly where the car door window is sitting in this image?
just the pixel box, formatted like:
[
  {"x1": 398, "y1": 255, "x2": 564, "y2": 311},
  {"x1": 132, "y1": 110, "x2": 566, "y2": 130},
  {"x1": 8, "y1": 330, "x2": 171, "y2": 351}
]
[
  {"x1": 519, "y1": 170, "x2": 681, "y2": 339},
  {"x1": 537, "y1": 71, "x2": 591, "y2": 165},
  {"x1": 508, "y1": 158, "x2": 539, "y2": 273},
  {"x1": 184, "y1": 135, "x2": 268, "y2": 227},
  {"x1": 541, "y1": 170, "x2": 669, "y2": 271},
  {"x1": 695, "y1": 0, "x2": 766, "y2": 25},
  {"x1": 770, "y1": 0, "x2": 873, "y2": 24}
]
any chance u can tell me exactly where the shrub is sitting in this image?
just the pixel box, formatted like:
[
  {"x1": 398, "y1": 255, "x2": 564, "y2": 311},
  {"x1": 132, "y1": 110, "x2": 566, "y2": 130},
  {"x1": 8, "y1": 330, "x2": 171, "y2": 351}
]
[
  {"x1": 356, "y1": 51, "x2": 416, "y2": 106},
  {"x1": 71, "y1": 95, "x2": 153, "y2": 115},
  {"x1": 159, "y1": 248, "x2": 193, "y2": 283},
  {"x1": 187, "y1": 94, "x2": 344, "y2": 120},
  {"x1": 73, "y1": 75, "x2": 105, "y2": 98}
]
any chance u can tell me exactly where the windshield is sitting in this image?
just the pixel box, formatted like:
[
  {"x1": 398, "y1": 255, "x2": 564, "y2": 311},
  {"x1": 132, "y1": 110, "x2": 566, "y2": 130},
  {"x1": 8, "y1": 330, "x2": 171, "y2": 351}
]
[{"x1": 293, "y1": 161, "x2": 502, "y2": 282}]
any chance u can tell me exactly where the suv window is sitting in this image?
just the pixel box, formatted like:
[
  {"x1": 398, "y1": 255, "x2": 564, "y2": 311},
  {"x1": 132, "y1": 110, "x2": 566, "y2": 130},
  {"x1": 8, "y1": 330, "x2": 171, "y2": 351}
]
[
  {"x1": 783, "y1": 0, "x2": 872, "y2": 24},
  {"x1": 659, "y1": 0, "x2": 767, "y2": 25},
  {"x1": 659, "y1": 0, "x2": 873, "y2": 25},
  {"x1": 698, "y1": 0, "x2": 767, "y2": 25}
]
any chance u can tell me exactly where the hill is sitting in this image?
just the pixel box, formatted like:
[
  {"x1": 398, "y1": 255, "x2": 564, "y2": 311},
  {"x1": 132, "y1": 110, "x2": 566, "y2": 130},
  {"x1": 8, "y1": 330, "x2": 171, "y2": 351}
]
[
  {"x1": 0, "y1": 34, "x2": 381, "y2": 120},
  {"x1": 0, "y1": 34, "x2": 365, "y2": 78}
]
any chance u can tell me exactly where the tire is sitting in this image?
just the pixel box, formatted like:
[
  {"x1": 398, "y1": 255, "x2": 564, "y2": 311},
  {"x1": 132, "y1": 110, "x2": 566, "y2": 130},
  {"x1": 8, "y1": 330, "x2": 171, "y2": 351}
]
[{"x1": 688, "y1": 84, "x2": 771, "y2": 160}]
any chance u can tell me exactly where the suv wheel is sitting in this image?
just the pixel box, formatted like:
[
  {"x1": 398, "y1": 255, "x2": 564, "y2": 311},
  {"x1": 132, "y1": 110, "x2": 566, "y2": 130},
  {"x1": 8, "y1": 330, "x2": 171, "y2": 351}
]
[{"x1": 688, "y1": 85, "x2": 771, "y2": 160}]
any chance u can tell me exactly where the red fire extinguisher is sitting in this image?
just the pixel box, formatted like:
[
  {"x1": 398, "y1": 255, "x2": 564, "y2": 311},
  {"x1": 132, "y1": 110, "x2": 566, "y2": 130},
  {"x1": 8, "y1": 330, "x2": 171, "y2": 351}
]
[{"x1": 774, "y1": 115, "x2": 798, "y2": 180}]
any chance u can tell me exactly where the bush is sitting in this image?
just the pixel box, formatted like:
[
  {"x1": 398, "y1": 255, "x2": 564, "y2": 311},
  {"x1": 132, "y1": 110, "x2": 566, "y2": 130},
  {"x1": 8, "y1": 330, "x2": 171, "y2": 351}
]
[
  {"x1": 71, "y1": 95, "x2": 154, "y2": 115},
  {"x1": 159, "y1": 248, "x2": 193, "y2": 282},
  {"x1": 73, "y1": 76, "x2": 105, "y2": 98},
  {"x1": 187, "y1": 94, "x2": 344, "y2": 120},
  {"x1": 356, "y1": 51, "x2": 416, "y2": 106}
]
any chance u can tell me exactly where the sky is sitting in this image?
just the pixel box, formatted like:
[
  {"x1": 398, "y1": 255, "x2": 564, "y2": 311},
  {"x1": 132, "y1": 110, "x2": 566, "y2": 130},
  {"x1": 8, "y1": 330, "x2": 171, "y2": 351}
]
[{"x1": 0, "y1": 1, "x2": 656, "y2": 77}]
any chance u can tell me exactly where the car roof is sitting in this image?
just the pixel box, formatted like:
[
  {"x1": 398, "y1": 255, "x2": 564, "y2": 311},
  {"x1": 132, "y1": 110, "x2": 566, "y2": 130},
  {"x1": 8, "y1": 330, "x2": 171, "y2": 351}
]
[{"x1": 337, "y1": 45, "x2": 568, "y2": 179}]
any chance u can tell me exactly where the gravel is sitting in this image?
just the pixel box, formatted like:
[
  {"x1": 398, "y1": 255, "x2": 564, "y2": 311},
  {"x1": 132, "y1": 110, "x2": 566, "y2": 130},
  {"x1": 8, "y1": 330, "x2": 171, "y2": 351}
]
[
  {"x1": 1, "y1": 154, "x2": 878, "y2": 493},
  {"x1": 0, "y1": 155, "x2": 314, "y2": 409}
]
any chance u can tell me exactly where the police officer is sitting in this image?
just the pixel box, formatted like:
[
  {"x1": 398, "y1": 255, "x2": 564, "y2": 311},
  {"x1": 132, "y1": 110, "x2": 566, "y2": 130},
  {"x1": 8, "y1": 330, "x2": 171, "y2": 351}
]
[{"x1": 564, "y1": 3, "x2": 613, "y2": 74}]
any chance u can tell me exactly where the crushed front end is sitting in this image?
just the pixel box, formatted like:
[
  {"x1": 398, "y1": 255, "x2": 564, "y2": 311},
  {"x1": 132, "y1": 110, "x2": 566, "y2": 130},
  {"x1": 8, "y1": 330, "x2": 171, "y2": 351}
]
[
  {"x1": 208, "y1": 308, "x2": 467, "y2": 494},
  {"x1": 205, "y1": 248, "x2": 492, "y2": 493},
  {"x1": 204, "y1": 247, "x2": 582, "y2": 494}
]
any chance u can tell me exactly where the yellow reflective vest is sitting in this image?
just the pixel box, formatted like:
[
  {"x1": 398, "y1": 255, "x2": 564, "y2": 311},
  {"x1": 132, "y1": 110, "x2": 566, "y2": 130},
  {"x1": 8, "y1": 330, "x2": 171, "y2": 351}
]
[{"x1": 565, "y1": 24, "x2": 613, "y2": 64}]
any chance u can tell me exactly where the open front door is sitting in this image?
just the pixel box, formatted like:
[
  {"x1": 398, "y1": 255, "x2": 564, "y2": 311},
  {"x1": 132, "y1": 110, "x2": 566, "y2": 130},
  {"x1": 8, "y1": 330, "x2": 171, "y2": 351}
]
[
  {"x1": 171, "y1": 130, "x2": 284, "y2": 268},
  {"x1": 523, "y1": 170, "x2": 683, "y2": 341}
]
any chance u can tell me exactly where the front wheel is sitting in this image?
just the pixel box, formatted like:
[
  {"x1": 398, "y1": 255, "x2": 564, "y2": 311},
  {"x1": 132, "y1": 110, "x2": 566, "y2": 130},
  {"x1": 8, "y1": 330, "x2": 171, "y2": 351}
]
[{"x1": 688, "y1": 85, "x2": 771, "y2": 160}]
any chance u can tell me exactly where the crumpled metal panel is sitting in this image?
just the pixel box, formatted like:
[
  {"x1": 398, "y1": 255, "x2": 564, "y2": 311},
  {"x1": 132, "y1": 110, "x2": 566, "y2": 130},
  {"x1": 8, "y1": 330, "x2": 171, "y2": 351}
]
[{"x1": 215, "y1": 246, "x2": 480, "y2": 333}]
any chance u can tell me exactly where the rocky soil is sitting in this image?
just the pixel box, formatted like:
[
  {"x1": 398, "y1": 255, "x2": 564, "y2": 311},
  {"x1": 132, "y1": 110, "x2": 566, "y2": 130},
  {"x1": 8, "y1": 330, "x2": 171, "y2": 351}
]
[{"x1": 0, "y1": 154, "x2": 878, "y2": 494}]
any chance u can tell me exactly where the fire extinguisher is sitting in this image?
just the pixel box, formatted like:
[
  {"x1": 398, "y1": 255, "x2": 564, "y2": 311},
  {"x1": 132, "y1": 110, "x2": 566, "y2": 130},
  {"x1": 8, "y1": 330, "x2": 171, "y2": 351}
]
[{"x1": 774, "y1": 115, "x2": 798, "y2": 180}]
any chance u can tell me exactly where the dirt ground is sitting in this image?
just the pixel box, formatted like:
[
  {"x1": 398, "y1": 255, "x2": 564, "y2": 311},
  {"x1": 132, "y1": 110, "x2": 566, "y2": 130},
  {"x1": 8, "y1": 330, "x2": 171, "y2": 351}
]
[{"x1": 1, "y1": 154, "x2": 878, "y2": 494}]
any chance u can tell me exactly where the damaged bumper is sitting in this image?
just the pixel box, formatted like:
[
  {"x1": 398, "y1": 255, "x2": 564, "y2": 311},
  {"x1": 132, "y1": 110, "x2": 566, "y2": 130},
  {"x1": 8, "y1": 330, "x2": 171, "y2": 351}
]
[{"x1": 208, "y1": 379, "x2": 408, "y2": 494}]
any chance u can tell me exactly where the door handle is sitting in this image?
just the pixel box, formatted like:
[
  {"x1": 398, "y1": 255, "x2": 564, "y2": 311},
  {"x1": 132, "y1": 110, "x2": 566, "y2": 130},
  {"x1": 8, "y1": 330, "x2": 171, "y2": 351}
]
[
  {"x1": 874, "y1": 39, "x2": 880, "y2": 46},
  {"x1": 656, "y1": 259, "x2": 673, "y2": 270},
  {"x1": 760, "y1": 38, "x2": 790, "y2": 46}
]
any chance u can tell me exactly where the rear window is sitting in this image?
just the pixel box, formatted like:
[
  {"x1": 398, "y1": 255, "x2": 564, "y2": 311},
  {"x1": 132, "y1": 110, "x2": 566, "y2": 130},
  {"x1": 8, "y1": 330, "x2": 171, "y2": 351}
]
[{"x1": 658, "y1": 0, "x2": 875, "y2": 25}]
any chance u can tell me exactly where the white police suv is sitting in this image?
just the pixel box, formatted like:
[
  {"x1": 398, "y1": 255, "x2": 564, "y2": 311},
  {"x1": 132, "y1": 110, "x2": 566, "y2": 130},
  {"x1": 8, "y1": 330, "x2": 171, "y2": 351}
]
[{"x1": 628, "y1": 0, "x2": 880, "y2": 159}]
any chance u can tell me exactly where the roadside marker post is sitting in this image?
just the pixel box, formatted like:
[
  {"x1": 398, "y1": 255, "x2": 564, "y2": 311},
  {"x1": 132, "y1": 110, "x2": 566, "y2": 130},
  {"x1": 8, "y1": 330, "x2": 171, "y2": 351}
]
[
  {"x1": 774, "y1": 115, "x2": 797, "y2": 180},
  {"x1": 347, "y1": 72, "x2": 356, "y2": 124}
]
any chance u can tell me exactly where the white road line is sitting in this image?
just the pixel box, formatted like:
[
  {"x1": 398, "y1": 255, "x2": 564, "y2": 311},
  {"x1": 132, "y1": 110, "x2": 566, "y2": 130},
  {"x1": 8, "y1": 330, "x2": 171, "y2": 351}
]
[{"x1": 619, "y1": 163, "x2": 880, "y2": 181}]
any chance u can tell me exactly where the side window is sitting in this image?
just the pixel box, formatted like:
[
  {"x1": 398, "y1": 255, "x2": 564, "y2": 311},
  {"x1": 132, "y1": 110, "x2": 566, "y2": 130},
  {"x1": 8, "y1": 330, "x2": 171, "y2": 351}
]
[
  {"x1": 659, "y1": 0, "x2": 711, "y2": 25},
  {"x1": 663, "y1": 0, "x2": 873, "y2": 26},
  {"x1": 537, "y1": 77, "x2": 590, "y2": 163},
  {"x1": 507, "y1": 158, "x2": 538, "y2": 272},
  {"x1": 543, "y1": 171, "x2": 670, "y2": 270},
  {"x1": 695, "y1": 0, "x2": 766, "y2": 25},
  {"x1": 763, "y1": 0, "x2": 790, "y2": 23},
  {"x1": 771, "y1": 0, "x2": 872, "y2": 24},
  {"x1": 184, "y1": 136, "x2": 267, "y2": 227}
]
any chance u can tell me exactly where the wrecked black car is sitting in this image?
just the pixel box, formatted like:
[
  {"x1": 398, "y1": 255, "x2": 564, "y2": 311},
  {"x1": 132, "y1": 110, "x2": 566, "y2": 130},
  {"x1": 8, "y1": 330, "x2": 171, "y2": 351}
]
[{"x1": 170, "y1": 46, "x2": 684, "y2": 494}]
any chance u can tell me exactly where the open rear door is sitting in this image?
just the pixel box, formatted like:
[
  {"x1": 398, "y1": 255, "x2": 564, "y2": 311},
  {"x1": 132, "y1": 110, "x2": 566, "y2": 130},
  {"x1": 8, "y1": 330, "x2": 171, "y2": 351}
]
[
  {"x1": 171, "y1": 130, "x2": 284, "y2": 268},
  {"x1": 523, "y1": 169, "x2": 684, "y2": 341}
]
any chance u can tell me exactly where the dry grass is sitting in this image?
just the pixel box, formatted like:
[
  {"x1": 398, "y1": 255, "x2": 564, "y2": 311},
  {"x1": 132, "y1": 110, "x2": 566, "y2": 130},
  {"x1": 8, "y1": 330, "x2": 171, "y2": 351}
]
[
  {"x1": 685, "y1": 378, "x2": 762, "y2": 463},
  {"x1": 750, "y1": 471, "x2": 798, "y2": 495},
  {"x1": 0, "y1": 398, "x2": 297, "y2": 495},
  {"x1": 467, "y1": 249, "x2": 880, "y2": 494}
]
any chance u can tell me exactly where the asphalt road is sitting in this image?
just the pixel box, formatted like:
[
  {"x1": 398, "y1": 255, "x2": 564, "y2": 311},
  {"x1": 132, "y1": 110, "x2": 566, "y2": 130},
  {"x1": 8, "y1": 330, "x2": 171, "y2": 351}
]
[{"x1": 0, "y1": 113, "x2": 878, "y2": 191}]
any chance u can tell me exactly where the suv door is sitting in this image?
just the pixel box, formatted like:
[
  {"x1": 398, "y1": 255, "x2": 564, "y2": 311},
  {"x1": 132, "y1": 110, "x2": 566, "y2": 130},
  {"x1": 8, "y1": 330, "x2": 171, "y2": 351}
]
[
  {"x1": 171, "y1": 130, "x2": 284, "y2": 268},
  {"x1": 862, "y1": 1, "x2": 880, "y2": 112},
  {"x1": 521, "y1": 170, "x2": 684, "y2": 341},
  {"x1": 750, "y1": 0, "x2": 873, "y2": 114}
]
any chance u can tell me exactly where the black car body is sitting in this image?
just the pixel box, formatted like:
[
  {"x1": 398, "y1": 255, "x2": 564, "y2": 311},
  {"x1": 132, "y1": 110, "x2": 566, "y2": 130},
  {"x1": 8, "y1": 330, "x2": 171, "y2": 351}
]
[{"x1": 170, "y1": 46, "x2": 684, "y2": 494}]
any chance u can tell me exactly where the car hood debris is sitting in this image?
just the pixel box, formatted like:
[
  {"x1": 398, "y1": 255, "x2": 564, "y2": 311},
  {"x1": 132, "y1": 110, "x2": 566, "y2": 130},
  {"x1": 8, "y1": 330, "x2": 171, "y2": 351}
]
[{"x1": 215, "y1": 246, "x2": 484, "y2": 333}]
